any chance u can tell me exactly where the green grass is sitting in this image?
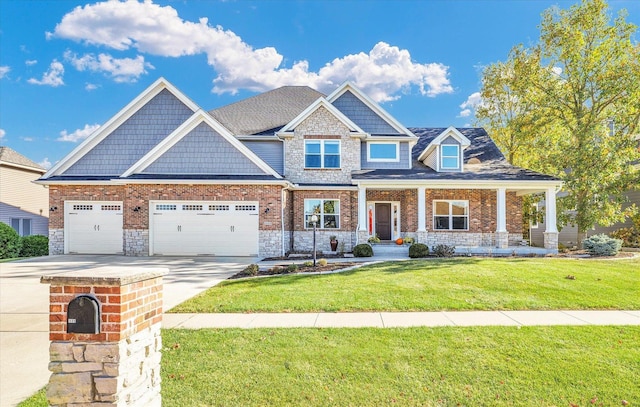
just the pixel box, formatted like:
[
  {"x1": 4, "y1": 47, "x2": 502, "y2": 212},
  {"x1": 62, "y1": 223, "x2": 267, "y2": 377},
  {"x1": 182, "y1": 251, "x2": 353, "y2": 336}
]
[
  {"x1": 171, "y1": 257, "x2": 640, "y2": 313},
  {"x1": 16, "y1": 388, "x2": 46, "y2": 407},
  {"x1": 160, "y1": 326, "x2": 639, "y2": 406}
]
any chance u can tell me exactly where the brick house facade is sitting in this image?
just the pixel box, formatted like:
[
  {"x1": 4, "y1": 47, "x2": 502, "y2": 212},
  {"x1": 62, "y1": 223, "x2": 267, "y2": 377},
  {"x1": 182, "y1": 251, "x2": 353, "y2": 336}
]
[{"x1": 38, "y1": 78, "x2": 562, "y2": 257}]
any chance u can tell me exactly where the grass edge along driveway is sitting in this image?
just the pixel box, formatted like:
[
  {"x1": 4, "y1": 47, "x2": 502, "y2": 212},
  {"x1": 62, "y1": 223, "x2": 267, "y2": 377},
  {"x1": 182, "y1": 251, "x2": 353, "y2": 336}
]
[{"x1": 171, "y1": 257, "x2": 640, "y2": 313}]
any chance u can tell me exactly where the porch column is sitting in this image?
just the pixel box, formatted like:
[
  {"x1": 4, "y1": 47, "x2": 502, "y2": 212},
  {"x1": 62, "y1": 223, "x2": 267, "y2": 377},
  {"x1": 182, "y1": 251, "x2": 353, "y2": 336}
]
[
  {"x1": 543, "y1": 187, "x2": 559, "y2": 251},
  {"x1": 495, "y1": 187, "x2": 508, "y2": 248},
  {"x1": 357, "y1": 186, "x2": 368, "y2": 244},
  {"x1": 417, "y1": 187, "x2": 426, "y2": 232}
]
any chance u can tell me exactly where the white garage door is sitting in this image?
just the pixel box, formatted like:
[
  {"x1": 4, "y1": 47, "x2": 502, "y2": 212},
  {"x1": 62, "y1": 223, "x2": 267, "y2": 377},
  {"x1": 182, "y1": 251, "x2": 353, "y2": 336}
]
[
  {"x1": 65, "y1": 201, "x2": 124, "y2": 254},
  {"x1": 150, "y1": 201, "x2": 259, "y2": 256}
]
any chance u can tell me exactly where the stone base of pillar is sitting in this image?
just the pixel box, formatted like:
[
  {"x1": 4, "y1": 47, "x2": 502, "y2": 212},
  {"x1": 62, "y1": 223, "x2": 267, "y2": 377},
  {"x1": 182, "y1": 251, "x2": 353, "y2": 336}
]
[
  {"x1": 357, "y1": 230, "x2": 369, "y2": 245},
  {"x1": 495, "y1": 231, "x2": 509, "y2": 249},
  {"x1": 543, "y1": 232, "x2": 559, "y2": 252},
  {"x1": 415, "y1": 231, "x2": 427, "y2": 244}
]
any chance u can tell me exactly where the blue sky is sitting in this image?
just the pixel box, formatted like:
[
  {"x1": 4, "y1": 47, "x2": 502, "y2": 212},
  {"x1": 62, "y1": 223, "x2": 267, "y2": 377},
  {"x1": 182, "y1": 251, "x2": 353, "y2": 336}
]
[{"x1": 1, "y1": 0, "x2": 638, "y2": 169}]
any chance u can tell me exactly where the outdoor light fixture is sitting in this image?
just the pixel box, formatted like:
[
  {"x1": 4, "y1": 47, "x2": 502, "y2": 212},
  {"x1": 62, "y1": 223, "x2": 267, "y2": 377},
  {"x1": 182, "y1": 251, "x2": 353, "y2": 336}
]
[
  {"x1": 50, "y1": 206, "x2": 57, "y2": 212},
  {"x1": 264, "y1": 207, "x2": 270, "y2": 214},
  {"x1": 133, "y1": 206, "x2": 141, "y2": 212},
  {"x1": 310, "y1": 213, "x2": 319, "y2": 267}
]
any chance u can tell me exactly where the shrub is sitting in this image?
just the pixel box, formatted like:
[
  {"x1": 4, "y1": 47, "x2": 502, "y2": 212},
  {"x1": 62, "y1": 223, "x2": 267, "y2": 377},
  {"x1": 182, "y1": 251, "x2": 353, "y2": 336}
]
[
  {"x1": 583, "y1": 234, "x2": 622, "y2": 256},
  {"x1": 353, "y1": 243, "x2": 373, "y2": 257},
  {"x1": 268, "y1": 265, "x2": 283, "y2": 274},
  {"x1": 610, "y1": 227, "x2": 640, "y2": 248},
  {"x1": 287, "y1": 263, "x2": 299, "y2": 273},
  {"x1": 240, "y1": 264, "x2": 259, "y2": 276},
  {"x1": 367, "y1": 235, "x2": 381, "y2": 243},
  {"x1": 317, "y1": 258, "x2": 328, "y2": 266},
  {"x1": 432, "y1": 244, "x2": 455, "y2": 257},
  {"x1": 0, "y1": 223, "x2": 21, "y2": 259},
  {"x1": 19, "y1": 235, "x2": 49, "y2": 257},
  {"x1": 303, "y1": 261, "x2": 314, "y2": 267},
  {"x1": 408, "y1": 243, "x2": 429, "y2": 258},
  {"x1": 403, "y1": 237, "x2": 414, "y2": 245}
]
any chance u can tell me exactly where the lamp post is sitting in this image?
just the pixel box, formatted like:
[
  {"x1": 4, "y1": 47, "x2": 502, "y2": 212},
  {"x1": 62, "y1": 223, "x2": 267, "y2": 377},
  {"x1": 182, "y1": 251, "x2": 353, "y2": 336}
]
[{"x1": 310, "y1": 213, "x2": 318, "y2": 267}]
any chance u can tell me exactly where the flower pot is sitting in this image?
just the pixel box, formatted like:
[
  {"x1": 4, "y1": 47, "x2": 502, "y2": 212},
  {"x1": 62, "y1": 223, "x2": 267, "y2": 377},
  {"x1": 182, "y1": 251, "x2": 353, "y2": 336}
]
[{"x1": 330, "y1": 240, "x2": 338, "y2": 251}]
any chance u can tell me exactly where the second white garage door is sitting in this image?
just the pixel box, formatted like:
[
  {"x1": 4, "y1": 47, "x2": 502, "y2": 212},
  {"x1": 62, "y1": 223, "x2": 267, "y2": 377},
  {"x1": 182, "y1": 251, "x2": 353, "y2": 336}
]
[{"x1": 150, "y1": 201, "x2": 259, "y2": 256}]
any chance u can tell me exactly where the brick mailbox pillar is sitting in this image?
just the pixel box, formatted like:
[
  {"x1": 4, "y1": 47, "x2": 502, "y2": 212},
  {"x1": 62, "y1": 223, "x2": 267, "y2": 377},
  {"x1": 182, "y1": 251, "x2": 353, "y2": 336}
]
[{"x1": 41, "y1": 267, "x2": 168, "y2": 407}]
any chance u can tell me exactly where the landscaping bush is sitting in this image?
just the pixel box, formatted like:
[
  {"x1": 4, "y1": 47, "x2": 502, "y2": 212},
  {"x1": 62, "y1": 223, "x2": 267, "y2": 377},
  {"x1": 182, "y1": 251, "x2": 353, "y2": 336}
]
[
  {"x1": 287, "y1": 263, "x2": 299, "y2": 273},
  {"x1": 610, "y1": 227, "x2": 640, "y2": 248},
  {"x1": 0, "y1": 223, "x2": 21, "y2": 259},
  {"x1": 432, "y1": 244, "x2": 456, "y2": 257},
  {"x1": 240, "y1": 264, "x2": 260, "y2": 276},
  {"x1": 408, "y1": 243, "x2": 429, "y2": 258},
  {"x1": 303, "y1": 261, "x2": 314, "y2": 267},
  {"x1": 367, "y1": 235, "x2": 381, "y2": 244},
  {"x1": 19, "y1": 235, "x2": 49, "y2": 257},
  {"x1": 583, "y1": 234, "x2": 622, "y2": 256},
  {"x1": 353, "y1": 243, "x2": 373, "y2": 257},
  {"x1": 317, "y1": 258, "x2": 328, "y2": 266}
]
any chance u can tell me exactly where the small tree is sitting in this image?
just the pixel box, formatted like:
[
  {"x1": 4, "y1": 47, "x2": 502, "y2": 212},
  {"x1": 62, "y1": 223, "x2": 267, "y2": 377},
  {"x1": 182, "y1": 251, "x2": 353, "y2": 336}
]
[{"x1": 0, "y1": 223, "x2": 22, "y2": 259}]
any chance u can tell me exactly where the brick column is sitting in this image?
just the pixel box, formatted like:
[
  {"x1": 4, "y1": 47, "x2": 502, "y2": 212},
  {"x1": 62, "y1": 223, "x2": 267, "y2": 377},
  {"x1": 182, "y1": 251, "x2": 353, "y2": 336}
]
[{"x1": 41, "y1": 267, "x2": 168, "y2": 407}]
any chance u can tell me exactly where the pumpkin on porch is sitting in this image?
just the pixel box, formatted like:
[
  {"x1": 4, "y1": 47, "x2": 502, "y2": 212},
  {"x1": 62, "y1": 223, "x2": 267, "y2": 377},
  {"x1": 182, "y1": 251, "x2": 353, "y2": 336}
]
[{"x1": 395, "y1": 238, "x2": 404, "y2": 245}]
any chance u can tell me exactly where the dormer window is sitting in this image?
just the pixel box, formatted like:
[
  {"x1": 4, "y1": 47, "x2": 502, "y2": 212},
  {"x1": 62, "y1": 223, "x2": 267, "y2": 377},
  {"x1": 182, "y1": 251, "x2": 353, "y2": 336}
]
[{"x1": 441, "y1": 144, "x2": 460, "y2": 170}]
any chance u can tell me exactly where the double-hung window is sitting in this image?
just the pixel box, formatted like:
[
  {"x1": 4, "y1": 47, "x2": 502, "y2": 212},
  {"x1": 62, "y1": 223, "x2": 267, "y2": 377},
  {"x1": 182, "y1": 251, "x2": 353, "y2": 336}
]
[
  {"x1": 304, "y1": 199, "x2": 340, "y2": 229},
  {"x1": 441, "y1": 144, "x2": 460, "y2": 170},
  {"x1": 305, "y1": 140, "x2": 340, "y2": 168},
  {"x1": 11, "y1": 218, "x2": 32, "y2": 236},
  {"x1": 433, "y1": 200, "x2": 468, "y2": 230}
]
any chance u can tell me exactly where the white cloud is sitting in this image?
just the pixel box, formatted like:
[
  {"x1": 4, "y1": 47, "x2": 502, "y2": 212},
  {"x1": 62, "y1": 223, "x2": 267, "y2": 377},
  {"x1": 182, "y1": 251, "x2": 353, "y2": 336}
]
[
  {"x1": 64, "y1": 50, "x2": 153, "y2": 83},
  {"x1": 459, "y1": 92, "x2": 483, "y2": 117},
  {"x1": 27, "y1": 60, "x2": 65, "y2": 87},
  {"x1": 50, "y1": 1, "x2": 452, "y2": 102},
  {"x1": 0, "y1": 66, "x2": 10, "y2": 79},
  {"x1": 0, "y1": 129, "x2": 5, "y2": 140},
  {"x1": 21, "y1": 137, "x2": 34, "y2": 142},
  {"x1": 85, "y1": 83, "x2": 99, "y2": 91},
  {"x1": 25, "y1": 60, "x2": 38, "y2": 66},
  {"x1": 38, "y1": 158, "x2": 52, "y2": 169},
  {"x1": 57, "y1": 123, "x2": 100, "y2": 142}
]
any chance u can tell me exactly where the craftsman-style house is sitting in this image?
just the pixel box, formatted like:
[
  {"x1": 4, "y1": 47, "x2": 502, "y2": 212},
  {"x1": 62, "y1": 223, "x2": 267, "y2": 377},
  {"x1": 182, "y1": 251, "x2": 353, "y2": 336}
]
[{"x1": 38, "y1": 78, "x2": 562, "y2": 257}]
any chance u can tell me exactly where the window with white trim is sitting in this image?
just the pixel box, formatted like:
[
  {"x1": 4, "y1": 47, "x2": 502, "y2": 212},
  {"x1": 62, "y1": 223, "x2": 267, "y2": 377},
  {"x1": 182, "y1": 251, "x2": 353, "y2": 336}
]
[
  {"x1": 304, "y1": 199, "x2": 340, "y2": 229},
  {"x1": 305, "y1": 140, "x2": 341, "y2": 168},
  {"x1": 441, "y1": 144, "x2": 460, "y2": 170},
  {"x1": 433, "y1": 200, "x2": 468, "y2": 230},
  {"x1": 367, "y1": 142, "x2": 399, "y2": 162},
  {"x1": 10, "y1": 218, "x2": 32, "y2": 236}
]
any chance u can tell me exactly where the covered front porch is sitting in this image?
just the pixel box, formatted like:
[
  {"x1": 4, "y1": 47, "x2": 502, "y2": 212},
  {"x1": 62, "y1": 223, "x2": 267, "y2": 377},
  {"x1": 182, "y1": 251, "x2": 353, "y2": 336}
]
[{"x1": 355, "y1": 181, "x2": 561, "y2": 253}]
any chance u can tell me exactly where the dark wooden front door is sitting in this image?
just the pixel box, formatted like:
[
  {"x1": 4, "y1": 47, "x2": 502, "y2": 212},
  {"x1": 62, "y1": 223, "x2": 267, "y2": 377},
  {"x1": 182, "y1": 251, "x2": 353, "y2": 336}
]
[{"x1": 375, "y1": 203, "x2": 392, "y2": 240}]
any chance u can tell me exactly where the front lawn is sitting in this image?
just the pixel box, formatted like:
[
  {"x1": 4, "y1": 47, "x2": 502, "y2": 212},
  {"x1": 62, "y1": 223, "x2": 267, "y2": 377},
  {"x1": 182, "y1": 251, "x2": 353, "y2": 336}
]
[
  {"x1": 161, "y1": 326, "x2": 639, "y2": 406},
  {"x1": 171, "y1": 257, "x2": 640, "y2": 313}
]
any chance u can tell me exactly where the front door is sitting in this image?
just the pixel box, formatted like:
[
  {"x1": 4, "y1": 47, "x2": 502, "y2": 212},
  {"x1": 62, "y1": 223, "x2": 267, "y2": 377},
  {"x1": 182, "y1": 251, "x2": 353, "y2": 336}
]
[{"x1": 375, "y1": 203, "x2": 392, "y2": 240}]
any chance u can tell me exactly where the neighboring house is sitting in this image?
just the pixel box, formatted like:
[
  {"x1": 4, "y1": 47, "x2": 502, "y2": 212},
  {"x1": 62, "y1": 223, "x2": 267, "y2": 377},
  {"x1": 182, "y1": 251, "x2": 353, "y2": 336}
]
[
  {"x1": 0, "y1": 146, "x2": 49, "y2": 236},
  {"x1": 37, "y1": 78, "x2": 562, "y2": 257}
]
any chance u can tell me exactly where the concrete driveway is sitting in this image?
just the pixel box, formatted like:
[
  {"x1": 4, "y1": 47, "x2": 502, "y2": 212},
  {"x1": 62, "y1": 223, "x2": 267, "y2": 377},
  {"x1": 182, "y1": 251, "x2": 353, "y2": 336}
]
[{"x1": 0, "y1": 254, "x2": 253, "y2": 407}]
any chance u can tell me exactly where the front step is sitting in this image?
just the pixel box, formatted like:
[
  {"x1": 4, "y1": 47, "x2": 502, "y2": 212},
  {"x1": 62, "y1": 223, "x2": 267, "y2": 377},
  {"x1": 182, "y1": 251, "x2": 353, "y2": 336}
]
[{"x1": 369, "y1": 243, "x2": 409, "y2": 257}]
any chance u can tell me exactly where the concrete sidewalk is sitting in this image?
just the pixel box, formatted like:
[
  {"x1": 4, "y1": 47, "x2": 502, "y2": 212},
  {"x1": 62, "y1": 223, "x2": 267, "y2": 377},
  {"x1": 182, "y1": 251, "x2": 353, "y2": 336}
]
[{"x1": 163, "y1": 310, "x2": 640, "y2": 329}]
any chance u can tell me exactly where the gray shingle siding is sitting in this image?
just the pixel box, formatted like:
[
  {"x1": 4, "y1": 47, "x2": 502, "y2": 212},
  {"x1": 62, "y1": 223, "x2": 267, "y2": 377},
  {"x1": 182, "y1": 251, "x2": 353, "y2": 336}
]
[
  {"x1": 360, "y1": 141, "x2": 410, "y2": 169},
  {"x1": 332, "y1": 91, "x2": 399, "y2": 134},
  {"x1": 242, "y1": 140, "x2": 284, "y2": 174},
  {"x1": 64, "y1": 89, "x2": 194, "y2": 176},
  {"x1": 142, "y1": 122, "x2": 266, "y2": 175}
]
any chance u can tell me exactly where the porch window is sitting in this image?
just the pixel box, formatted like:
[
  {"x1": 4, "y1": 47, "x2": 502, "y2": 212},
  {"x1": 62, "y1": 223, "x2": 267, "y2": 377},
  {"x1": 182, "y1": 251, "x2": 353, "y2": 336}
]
[
  {"x1": 440, "y1": 144, "x2": 460, "y2": 170},
  {"x1": 305, "y1": 140, "x2": 341, "y2": 168},
  {"x1": 10, "y1": 218, "x2": 32, "y2": 236},
  {"x1": 304, "y1": 199, "x2": 340, "y2": 229},
  {"x1": 433, "y1": 200, "x2": 468, "y2": 230}
]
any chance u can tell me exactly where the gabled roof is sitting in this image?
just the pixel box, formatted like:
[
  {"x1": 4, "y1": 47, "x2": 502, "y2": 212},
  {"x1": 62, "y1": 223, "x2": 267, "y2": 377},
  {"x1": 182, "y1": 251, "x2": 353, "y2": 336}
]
[
  {"x1": 0, "y1": 146, "x2": 46, "y2": 173},
  {"x1": 412, "y1": 128, "x2": 503, "y2": 163},
  {"x1": 209, "y1": 86, "x2": 325, "y2": 135},
  {"x1": 416, "y1": 126, "x2": 472, "y2": 162},
  {"x1": 122, "y1": 110, "x2": 281, "y2": 179},
  {"x1": 42, "y1": 77, "x2": 199, "y2": 178},
  {"x1": 277, "y1": 97, "x2": 366, "y2": 136},
  {"x1": 327, "y1": 82, "x2": 415, "y2": 137}
]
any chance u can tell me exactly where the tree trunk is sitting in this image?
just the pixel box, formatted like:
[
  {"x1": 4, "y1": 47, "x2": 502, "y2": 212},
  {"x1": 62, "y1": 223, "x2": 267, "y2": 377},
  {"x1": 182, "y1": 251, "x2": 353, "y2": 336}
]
[{"x1": 577, "y1": 230, "x2": 587, "y2": 249}]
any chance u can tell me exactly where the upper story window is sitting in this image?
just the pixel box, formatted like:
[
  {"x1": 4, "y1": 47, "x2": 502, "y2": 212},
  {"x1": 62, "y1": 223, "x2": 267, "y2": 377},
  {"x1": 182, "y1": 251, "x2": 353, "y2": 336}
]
[
  {"x1": 305, "y1": 140, "x2": 341, "y2": 169},
  {"x1": 367, "y1": 142, "x2": 399, "y2": 162},
  {"x1": 441, "y1": 144, "x2": 460, "y2": 170},
  {"x1": 433, "y1": 200, "x2": 468, "y2": 230},
  {"x1": 304, "y1": 199, "x2": 340, "y2": 229}
]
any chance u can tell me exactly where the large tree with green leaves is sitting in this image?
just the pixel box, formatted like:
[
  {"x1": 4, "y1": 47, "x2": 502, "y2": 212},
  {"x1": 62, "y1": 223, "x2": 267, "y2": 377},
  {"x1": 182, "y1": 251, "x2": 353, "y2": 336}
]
[{"x1": 476, "y1": 0, "x2": 640, "y2": 244}]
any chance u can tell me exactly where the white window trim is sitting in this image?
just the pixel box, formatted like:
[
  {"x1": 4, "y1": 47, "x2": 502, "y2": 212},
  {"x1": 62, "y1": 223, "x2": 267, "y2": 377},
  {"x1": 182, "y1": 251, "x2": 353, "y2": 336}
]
[
  {"x1": 367, "y1": 141, "x2": 400, "y2": 162},
  {"x1": 304, "y1": 198, "x2": 340, "y2": 229},
  {"x1": 304, "y1": 140, "x2": 341, "y2": 169},
  {"x1": 440, "y1": 144, "x2": 460, "y2": 170},
  {"x1": 433, "y1": 200, "x2": 469, "y2": 231}
]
